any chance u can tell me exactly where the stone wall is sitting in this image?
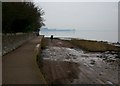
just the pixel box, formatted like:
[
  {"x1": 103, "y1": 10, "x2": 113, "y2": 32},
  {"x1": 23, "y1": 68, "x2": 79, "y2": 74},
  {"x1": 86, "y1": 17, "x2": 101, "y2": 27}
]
[{"x1": 2, "y1": 33, "x2": 36, "y2": 55}]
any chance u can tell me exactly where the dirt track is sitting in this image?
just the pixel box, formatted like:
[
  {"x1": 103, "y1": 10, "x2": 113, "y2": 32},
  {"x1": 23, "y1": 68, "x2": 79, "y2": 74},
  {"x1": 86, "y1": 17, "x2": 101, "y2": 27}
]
[{"x1": 40, "y1": 38, "x2": 118, "y2": 85}]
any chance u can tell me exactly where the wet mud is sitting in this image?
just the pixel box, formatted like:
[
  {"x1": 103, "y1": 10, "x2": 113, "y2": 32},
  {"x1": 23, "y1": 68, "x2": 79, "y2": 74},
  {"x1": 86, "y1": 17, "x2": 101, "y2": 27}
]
[{"x1": 39, "y1": 38, "x2": 119, "y2": 85}]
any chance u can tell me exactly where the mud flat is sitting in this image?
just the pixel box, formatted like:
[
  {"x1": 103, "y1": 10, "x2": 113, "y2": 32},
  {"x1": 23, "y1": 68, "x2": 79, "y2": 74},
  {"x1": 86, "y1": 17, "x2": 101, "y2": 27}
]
[{"x1": 38, "y1": 38, "x2": 119, "y2": 85}]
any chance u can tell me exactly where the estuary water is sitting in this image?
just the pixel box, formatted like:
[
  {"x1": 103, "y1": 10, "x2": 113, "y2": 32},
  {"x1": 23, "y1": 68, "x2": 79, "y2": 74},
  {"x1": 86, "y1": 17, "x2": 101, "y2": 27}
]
[{"x1": 39, "y1": 29, "x2": 118, "y2": 43}]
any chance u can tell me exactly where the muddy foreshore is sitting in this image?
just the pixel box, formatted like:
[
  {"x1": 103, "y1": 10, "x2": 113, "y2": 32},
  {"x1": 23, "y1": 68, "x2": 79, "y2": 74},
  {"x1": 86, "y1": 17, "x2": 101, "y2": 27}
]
[{"x1": 38, "y1": 37, "x2": 120, "y2": 85}]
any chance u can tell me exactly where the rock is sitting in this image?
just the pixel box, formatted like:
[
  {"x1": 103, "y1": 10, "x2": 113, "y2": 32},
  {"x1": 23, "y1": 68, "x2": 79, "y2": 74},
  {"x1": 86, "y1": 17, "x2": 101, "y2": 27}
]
[
  {"x1": 105, "y1": 81, "x2": 113, "y2": 85},
  {"x1": 105, "y1": 51, "x2": 110, "y2": 54},
  {"x1": 90, "y1": 60, "x2": 95, "y2": 65},
  {"x1": 73, "y1": 57, "x2": 76, "y2": 59},
  {"x1": 105, "y1": 67, "x2": 108, "y2": 69},
  {"x1": 96, "y1": 55, "x2": 99, "y2": 57}
]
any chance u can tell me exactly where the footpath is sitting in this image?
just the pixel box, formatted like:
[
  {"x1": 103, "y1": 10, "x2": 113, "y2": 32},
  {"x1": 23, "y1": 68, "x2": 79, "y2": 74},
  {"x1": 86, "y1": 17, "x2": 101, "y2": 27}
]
[{"x1": 2, "y1": 36, "x2": 47, "y2": 85}]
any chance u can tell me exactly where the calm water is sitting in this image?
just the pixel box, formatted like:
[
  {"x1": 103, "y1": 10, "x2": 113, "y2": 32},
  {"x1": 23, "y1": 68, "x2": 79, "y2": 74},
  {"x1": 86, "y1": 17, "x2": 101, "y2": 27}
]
[{"x1": 39, "y1": 30, "x2": 118, "y2": 43}]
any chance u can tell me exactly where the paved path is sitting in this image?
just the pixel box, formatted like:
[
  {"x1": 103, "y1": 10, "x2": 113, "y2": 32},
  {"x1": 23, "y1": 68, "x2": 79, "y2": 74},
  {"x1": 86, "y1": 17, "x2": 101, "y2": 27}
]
[{"x1": 2, "y1": 36, "x2": 47, "y2": 84}]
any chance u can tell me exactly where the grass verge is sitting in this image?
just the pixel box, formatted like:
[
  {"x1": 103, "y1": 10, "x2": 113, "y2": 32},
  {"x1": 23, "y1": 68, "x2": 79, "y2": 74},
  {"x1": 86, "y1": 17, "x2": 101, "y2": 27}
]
[
  {"x1": 36, "y1": 37, "x2": 48, "y2": 84},
  {"x1": 69, "y1": 39, "x2": 120, "y2": 52},
  {"x1": 36, "y1": 37, "x2": 48, "y2": 69},
  {"x1": 41, "y1": 37, "x2": 48, "y2": 49}
]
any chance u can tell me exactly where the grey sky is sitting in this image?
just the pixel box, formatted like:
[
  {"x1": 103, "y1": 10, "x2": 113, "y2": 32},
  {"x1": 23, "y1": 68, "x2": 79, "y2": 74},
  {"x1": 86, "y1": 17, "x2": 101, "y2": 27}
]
[{"x1": 34, "y1": 2, "x2": 118, "y2": 31}]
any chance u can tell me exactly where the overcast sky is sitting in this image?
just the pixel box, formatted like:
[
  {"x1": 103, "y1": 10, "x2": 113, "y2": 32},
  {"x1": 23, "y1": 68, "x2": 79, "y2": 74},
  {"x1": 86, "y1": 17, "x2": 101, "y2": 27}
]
[{"x1": 33, "y1": 1, "x2": 118, "y2": 31}]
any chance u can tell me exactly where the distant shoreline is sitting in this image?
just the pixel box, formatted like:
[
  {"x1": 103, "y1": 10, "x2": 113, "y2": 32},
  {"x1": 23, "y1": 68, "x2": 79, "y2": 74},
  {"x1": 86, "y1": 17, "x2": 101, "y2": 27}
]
[
  {"x1": 40, "y1": 29, "x2": 118, "y2": 43},
  {"x1": 40, "y1": 28, "x2": 75, "y2": 31},
  {"x1": 45, "y1": 36, "x2": 119, "y2": 44}
]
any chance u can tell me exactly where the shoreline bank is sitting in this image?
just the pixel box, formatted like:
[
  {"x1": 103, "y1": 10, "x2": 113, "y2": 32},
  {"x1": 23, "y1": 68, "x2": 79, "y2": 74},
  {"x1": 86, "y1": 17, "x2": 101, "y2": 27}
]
[{"x1": 44, "y1": 37, "x2": 120, "y2": 52}]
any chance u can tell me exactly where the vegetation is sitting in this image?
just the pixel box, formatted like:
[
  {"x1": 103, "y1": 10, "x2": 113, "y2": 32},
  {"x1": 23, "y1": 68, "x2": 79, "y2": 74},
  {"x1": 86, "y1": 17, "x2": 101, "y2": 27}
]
[
  {"x1": 37, "y1": 37, "x2": 48, "y2": 69},
  {"x1": 69, "y1": 39, "x2": 120, "y2": 52},
  {"x1": 2, "y1": 2, "x2": 45, "y2": 34},
  {"x1": 41, "y1": 37, "x2": 48, "y2": 49}
]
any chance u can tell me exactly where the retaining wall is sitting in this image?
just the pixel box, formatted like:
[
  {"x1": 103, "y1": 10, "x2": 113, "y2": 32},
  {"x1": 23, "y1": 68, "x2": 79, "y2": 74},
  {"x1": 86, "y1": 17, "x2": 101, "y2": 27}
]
[{"x1": 2, "y1": 33, "x2": 36, "y2": 55}]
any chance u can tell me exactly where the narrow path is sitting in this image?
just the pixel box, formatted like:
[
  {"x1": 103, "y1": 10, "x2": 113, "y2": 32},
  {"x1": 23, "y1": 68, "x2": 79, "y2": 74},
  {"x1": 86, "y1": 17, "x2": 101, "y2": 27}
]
[
  {"x1": 2, "y1": 36, "x2": 46, "y2": 84},
  {"x1": 40, "y1": 38, "x2": 118, "y2": 85}
]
